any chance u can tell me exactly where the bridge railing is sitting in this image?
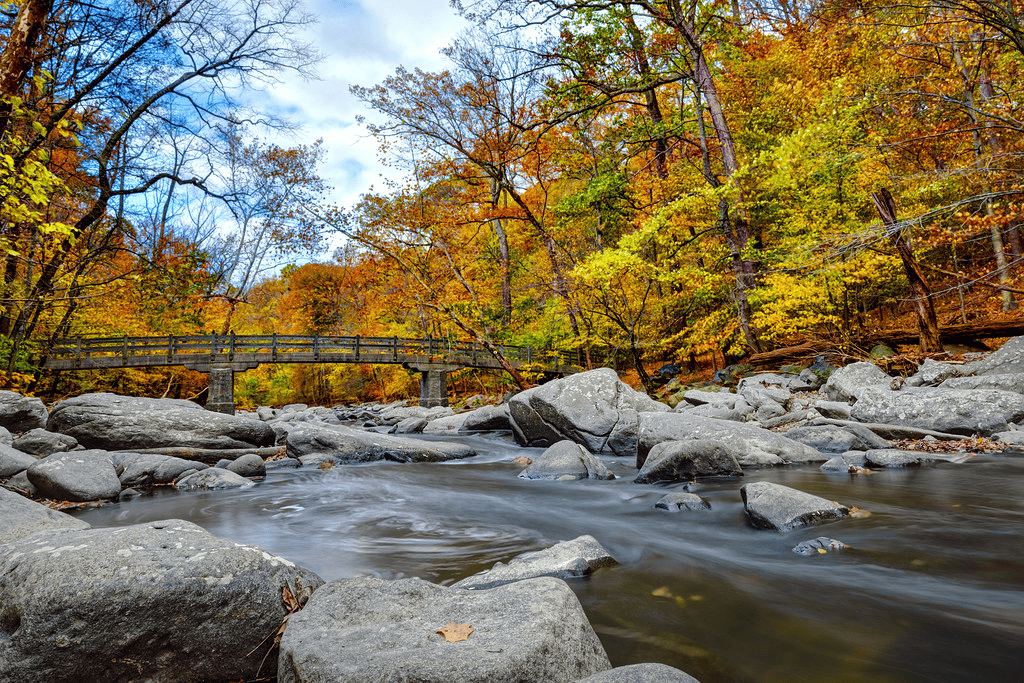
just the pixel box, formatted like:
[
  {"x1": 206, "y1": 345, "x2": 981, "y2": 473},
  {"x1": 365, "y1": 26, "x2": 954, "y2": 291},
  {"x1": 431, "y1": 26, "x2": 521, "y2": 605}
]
[{"x1": 45, "y1": 334, "x2": 569, "y2": 368}]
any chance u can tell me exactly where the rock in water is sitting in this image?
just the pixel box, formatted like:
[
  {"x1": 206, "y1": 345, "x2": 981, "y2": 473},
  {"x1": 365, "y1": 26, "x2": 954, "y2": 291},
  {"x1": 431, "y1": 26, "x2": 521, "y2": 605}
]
[
  {"x1": 0, "y1": 487, "x2": 90, "y2": 544},
  {"x1": 792, "y1": 537, "x2": 850, "y2": 556},
  {"x1": 47, "y1": 393, "x2": 275, "y2": 450},
  {"x1": 0, "y1": 519, "x2": 324, "y2": 683},
  {"x1": 26, "y1": 450, "x2": 122, "y2": 501},
  {"x1": 654, "y1": 492, "x2": 711, "y2": 512},
  {"x1": 509, "y1": 368, "x2": 669, "y2": 456},
  {"x1": 278, "y1": 576, "x2": 611, "y2": 683},
  {"x1": 634, "y1": 440, "x2": 743, "y2": 484},
  {"x1": 740, "y1": 481, "x2": 850, "y2": 531},
  {"x1": 452, "y1": 535, "x2": 616, "y2": 590},
  {"x1": 286, "y1": 422, "x2": 475, "y2": 464},
  {"x1": 572, "y1": 663, "x2": 702, "y2": 683},
  {"x1": 0, "y1": 390, "x2": 48, "y2": 434},
  {"x1": 225, "y1": 453, "x2": 266, "y2": 477},
  {"x1": 113, "y1": 452, "x2": 209, "y2": 487},
  {"x1": 518, "y1": 440, "x2": 614, "y2": 480},
  {"x1": 174, "y1": 467, "x2": 254, "y2": 490}
]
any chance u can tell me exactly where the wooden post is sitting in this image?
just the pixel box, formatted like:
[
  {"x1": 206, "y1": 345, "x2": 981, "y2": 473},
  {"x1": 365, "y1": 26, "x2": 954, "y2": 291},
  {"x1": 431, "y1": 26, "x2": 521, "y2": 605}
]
[
  {"x1": 122, "y1": 336, "x2": 128, "y2": 362},
  {"x1": 272, "y1": 333, "x2": 278, "y2": 362},
  {"x1": 313, "y1": 335, "x2": 319, "y2": 362},
  {"x1": 392, "y1": 336, "x2": 398, "y2": 361},
  {"x1": 229, "y1": 332, "x2": 235, "y2": 361},
  {"x1": 167, "y1": 335, "x2": 173, "y2": 364},
  {"x1": 355, "y1": 335, "x2": 360, "y2": 361}
]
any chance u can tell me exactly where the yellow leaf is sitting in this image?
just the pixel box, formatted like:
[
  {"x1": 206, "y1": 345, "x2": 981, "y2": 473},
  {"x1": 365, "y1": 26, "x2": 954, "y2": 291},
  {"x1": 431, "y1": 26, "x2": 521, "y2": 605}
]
[
  {"x1": 651, "y1": 586, "x2": 673, "y2": 598},
  {"x1": 436, "y1": 622, "x2": 473, "y2": 643},
  {"x1": 817, "y1": 548, "x2": 828, "y2": 554}
]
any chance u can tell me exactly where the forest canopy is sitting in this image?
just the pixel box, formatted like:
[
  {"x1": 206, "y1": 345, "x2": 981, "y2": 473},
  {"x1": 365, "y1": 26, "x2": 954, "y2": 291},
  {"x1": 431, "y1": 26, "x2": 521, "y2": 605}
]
[{"x1": 2, "y1": 0, "x2": 1023, "y2": 404}]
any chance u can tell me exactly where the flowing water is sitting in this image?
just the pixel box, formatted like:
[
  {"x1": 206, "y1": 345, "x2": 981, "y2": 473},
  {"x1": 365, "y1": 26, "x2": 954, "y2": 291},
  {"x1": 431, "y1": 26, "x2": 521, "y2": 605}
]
[{"x1": 70, "y1": 431, "x2": 1024, "y2": 683}]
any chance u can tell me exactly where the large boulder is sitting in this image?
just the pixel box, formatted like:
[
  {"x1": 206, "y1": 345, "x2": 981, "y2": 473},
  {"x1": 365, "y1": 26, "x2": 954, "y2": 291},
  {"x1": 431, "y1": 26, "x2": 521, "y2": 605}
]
[
  {"x1": 113, "y1": 451, "x2": 209, "y2": 487},
  {"x1": 637, "y1": 412, "x2": 824, "y2": 468},
  {"x1": 850, "y1": 386, "x2": 1024, "y2": 436},
  {"x1": 26, "y1": 450, "x2": 122, "y2": 501},
  {"x1": 509, "y1": 369, "x2": 670, "y2": 456},
  {"x1": 47, "y1": 393, "x2": 275, "y2": 450},
  {"x1": 0, "y1": 519, "x2": 324, "y2": 682},
  {"x1": 11, "y1": 428, "x2": 80, "y2": 456},
  {"x1": 782, "y1": 424, "x2": 890, "y2": 453},
  {"x1": 938, "y1": 373, "x2": 1024, "y2": 394},
  {"x1": 821, "y1": 362, "x2": 891, "y2": 402},
  {"x1": 634, "y1": 440, "x2": 743, "y2": 484},
  {"x1": 0, "y1": 390, "x2": 48, "y2": 433},
  {"x1": 518, "y1": 440, "x2": 614, "y2": 481},
  {"x1": 0, "y1": 487, "x2": 90, "y2": 544},
  {"x1": 962, "y1": 336, "x2": 1024, "y2": 375},
  {"x1": 740, "y1": 481, "x2": 850, "y2": 531},
  {"x1": 285, "y1": 422, "x2": 476, "y2": 464},
  {"x1": 453, "y1": 535, "x2": 616, "y2": 590},
  {"x1": 423, "y1": 412, "x2": 472, "y2": 433},
  {"x1": 278, "y1": 576, "x2": 611, "y2": 683},
  {"x1": 0, "y1": 443, "x2": 37, "y2": 478}
]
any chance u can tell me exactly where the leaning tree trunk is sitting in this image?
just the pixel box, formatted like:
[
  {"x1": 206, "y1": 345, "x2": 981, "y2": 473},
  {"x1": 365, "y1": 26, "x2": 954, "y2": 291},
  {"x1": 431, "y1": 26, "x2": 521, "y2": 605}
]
[{"x1": 871, "y1": 188, "x2": 943, "y2": 352}]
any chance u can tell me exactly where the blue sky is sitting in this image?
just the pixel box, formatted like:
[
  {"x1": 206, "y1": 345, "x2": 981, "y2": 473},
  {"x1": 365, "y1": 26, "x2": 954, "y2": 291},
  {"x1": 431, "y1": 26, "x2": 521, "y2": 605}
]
[{"x1": 262, "y1": 0, "x2": 470, "y2": 211}]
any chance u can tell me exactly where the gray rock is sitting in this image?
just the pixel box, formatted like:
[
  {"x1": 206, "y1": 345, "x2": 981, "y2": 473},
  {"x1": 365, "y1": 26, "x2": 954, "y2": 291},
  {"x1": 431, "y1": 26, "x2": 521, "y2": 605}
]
[
  {"x1": 47, "y1": 393, "x2": 275, "y2": 450},
  {"x1": 281, "y1": 402, "x2": 308, "y2": 412},
  {"x1": 793, "y1": 537, "x2": 850, "y2": 556},
  {"x1": 0, "y1": 519, "x2": 324, "y2": 682},
  {"x1": 114, "y1": 451, "x2": 210, "y2": 487},
  {"x1": 573, "y1": 663, "x2": 702, "y2": 683},
  {"x1": 10, "y1": 428, "x2": 79, "y2": 456},
  {"x1": 453, "y1": 535, "x2": 616, "y2": 590},
  {"x1": 850, "y1": 386, "x2": 1024, "y2": 436},
  {"x1": 791, "y1": 368, "x2": 825, "y2": 391},
  {"x1": 378, "y1": 404, "x2": 454, "y2": 426},
  {"x1": 905, "y1": 358, "x2": 963, "y2": 387},
  {"x1": 760, "y1": 409, "x2": 819, "y2": 429},
  {"x1": 739, "y1": 382, "x2": 792, "y2": 411},
  {"x1": 214, "y1": 458, "x2": 232, "y2": 469},
  {"x1": 278, "y1": 576, "x2": 611, "y2": 683},
  {"x1": 637, "y1": 412, "x2": 825, "y2": 468},
  {"x1": 509, "y1": 369, "x2": 669, "y2": 456},
  {"x1": 939, "y1": 373, "x2": 1024, "y2": 394},
  {"x1": 4, "y1": 470, "x2": 35, "y2": 495},
  {"x1": 634, "y1": 440, "x2": 743, "y2": 484},
  {"x1": 741, "y1": 481, "x2": 850, "y2": 531},
  {"x1": 518, "y1": 440, "x2": 614, "y2": 481},
  {"x1": 754, "y1": 401, "x2": 787, "y2": 422},
  {"x1": 961, "y1": 336, "x2": 1024, "y2": 375},
  {"x1": 423, "y1": 412, "x2": 472, "y2": 433},
  {"x1": 821, "y1": 362, "x2": 891, "y2": 402},
  {"x1": 808, "y1": 417, "x2": 968, "y2": 442},
  {"x1": 681, "y1": 389, "x2": 741, "y2": 409},
  {"x1": 0, "y1": 425, "x2": 12, "y2": 444},
  {"x1": 819, "y1": 452, "x2": 867, "y2": 472},
  {"x1": 813, "y1": 401, "x2": 853, "y2": 419},
  {"x1": 0, "y1": 443, "x2": 37, "y2": 478},
  {"x1": 0, "y1": 486, "x2": 90, "y2": 544},
  {"x1": 0, "y1": 391, "x2": 48, "y2": 433},
  {"x1": 270, "y1": 406, "x2": 341, "y2": 425},
  {"x1": 265, "y1": 457, "x2": 301, "y2": 470},
  {"x1": 459, "y1": 404, "x2": 512, "y2": 432},
  {"x1": 225, "y1": 453, "x2": 266, "y2": 477},
  {"x1": 286, "y1": 422, "x2": 476, "y2": 464},
  {"x1": 174, "y1": 467, "x2": 254, "y2": 490},
  {"x1": 654, "y1": 492, "x2": 711, "y2": 512},
  {"x1": 993, "y1": 430, "x2": 1024, "y2": 444},
  {"x1": 392, "y1": 416, "x2": 428, "y2": 433},
  {"x1": 863, "y1": 449, "x2": 938, "y2": 468},
  {"x1": 783, "y1": 424, "x2": 890, "y2": 453},
  {"x1": 27, "y1": 450, "x2": 122, "y2": 501},
  {"x1": 683, "y1": 401, "x2": 752, "y2": 422},
  {"x1": 256, "y1": 406, "x2": 277, "y2": 421},
  {"x1": 118, "y1": 487, "x2": 143, "y2": 501}
]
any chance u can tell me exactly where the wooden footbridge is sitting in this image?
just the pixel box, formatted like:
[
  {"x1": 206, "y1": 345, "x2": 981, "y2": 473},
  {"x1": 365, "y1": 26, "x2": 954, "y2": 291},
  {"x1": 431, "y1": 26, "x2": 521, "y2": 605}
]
[{"x1": 44, "y1": 334, "x2": 577, "y2": 412}]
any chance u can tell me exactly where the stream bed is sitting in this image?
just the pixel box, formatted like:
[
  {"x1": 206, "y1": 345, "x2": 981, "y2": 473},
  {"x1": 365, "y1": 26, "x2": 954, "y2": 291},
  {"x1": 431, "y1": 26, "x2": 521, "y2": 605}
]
[{"x1": 70, "y1": 432, "x2": 1024, "y2": 683}]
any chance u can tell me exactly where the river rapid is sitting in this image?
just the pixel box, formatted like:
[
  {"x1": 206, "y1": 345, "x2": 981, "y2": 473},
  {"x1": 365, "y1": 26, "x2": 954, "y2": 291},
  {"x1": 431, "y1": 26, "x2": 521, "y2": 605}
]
[{"x1": 70, "y1": 431, "x2": 1024, "y2": 683}]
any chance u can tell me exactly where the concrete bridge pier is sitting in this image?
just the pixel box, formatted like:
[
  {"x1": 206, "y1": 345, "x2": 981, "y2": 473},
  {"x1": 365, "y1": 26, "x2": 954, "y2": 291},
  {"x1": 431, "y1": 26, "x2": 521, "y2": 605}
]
[
  {"x1": 406, "y1": 363, "x2": 459, "y2": 408},
  {"x1": 206, "y1": 365, "x2": 237, "y2": 414}
]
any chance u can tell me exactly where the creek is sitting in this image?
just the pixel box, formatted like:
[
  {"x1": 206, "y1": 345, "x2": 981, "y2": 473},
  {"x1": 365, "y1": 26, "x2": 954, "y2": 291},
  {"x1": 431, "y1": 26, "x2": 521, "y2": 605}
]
[{"x1": 70, "y1": 431, "x2": 1024, "y2": 683}]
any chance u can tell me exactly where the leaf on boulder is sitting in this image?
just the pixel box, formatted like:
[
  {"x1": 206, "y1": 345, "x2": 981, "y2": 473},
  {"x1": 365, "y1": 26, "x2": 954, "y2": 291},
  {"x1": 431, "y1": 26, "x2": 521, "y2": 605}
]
[{"x1": 436, "y1": 622, "x2": 473, "y2": 643}]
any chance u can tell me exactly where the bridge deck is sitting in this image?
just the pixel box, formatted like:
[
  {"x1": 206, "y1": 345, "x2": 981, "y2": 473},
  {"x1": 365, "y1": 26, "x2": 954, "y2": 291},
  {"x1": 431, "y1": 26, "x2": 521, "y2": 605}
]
[{"x1": 43, "y1": 334, "x2": 572, "y2": 373}]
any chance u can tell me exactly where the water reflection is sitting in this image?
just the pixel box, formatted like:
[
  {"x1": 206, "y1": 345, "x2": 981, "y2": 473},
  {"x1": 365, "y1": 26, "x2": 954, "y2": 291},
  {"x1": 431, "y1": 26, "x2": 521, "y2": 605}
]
[{"x1": 72, "y1": 435, "x2": 1024, "y2": 683}]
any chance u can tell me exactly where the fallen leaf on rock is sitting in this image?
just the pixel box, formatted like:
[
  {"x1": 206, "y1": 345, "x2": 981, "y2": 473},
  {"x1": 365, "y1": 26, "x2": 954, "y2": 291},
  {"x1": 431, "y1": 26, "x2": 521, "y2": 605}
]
[
  {"x1": 436, "y1": 622, "x2": 473, "y2": 643},
  {"x1": 511, "y1": 456, "x2": 533, "y2": 466},
  {"x1": 848, "y1": 506, "x2": 872, "y2": 518},
  {"x1": 317, "y1": 461, "x2": 334, "y2": 470}
]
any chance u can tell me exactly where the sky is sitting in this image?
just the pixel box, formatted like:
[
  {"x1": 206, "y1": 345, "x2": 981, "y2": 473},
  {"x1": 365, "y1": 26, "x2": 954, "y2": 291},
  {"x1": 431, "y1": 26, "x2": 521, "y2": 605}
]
[{"x1": 261, "y1": 0, "x2": 472, "y2": 215}]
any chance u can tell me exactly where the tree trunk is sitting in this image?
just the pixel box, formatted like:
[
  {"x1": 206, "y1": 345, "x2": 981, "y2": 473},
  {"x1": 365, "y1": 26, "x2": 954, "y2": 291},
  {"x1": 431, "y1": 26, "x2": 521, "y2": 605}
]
[
  {"x1": 871, "y1": 188, "x2": 943, "y2": 352},
  {"x1": 489, "y1": 178, "x2": 512, "y2": 324},
  {"x1": 0, "y1": 0, "x2": 53, "y2": 139}
]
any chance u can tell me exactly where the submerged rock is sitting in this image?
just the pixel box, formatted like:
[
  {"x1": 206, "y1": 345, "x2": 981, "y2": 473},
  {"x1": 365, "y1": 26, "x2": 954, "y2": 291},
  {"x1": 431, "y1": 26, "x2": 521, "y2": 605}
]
[
  {"x1": 0, "y1": 519, "x2": 324, "y2": 683},
  {"x1": 740, "y1": 481, "x2": 850, "y2": 531},
  {"x1": 278, "y1": 575, "x2": 611, "y2": 683},
  {"x1": 573, "y1": 663, "x2": 702, "y2": 683},
  {"x1": 792, "y1": 537, "x2": 850, "y2": 556},
  {"x1": 634, "y1": 440, "x2": 743, "y2": 484},
  {"x1": 654, "y1": 492, "x2": 711, "y2": 512},
  {"x1": 286, "y1": 422, "x2": 476, "y2": 464},
  {"x1": 518, "y1": 440, "x2": 614, "y2": 481},
  {"x1": 453, "y1": 535, "x2": 616, "y2": 590}
]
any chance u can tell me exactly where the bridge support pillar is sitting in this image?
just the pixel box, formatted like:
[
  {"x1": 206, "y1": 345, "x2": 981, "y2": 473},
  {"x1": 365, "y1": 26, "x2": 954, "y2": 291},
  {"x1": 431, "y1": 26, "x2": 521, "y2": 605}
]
[
  {"x1": 418, "y1": 368, "x2": 449, "y2": 408},
  {"x1": 206, "y1": 365, "x2": 236, "y2": 414}
]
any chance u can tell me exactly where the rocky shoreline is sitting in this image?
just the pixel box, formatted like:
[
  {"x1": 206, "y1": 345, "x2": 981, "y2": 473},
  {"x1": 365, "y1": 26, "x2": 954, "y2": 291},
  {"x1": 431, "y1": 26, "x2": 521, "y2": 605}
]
[{"x1": 3, "y1": 338, "x2": 1024, "y2": 681}]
